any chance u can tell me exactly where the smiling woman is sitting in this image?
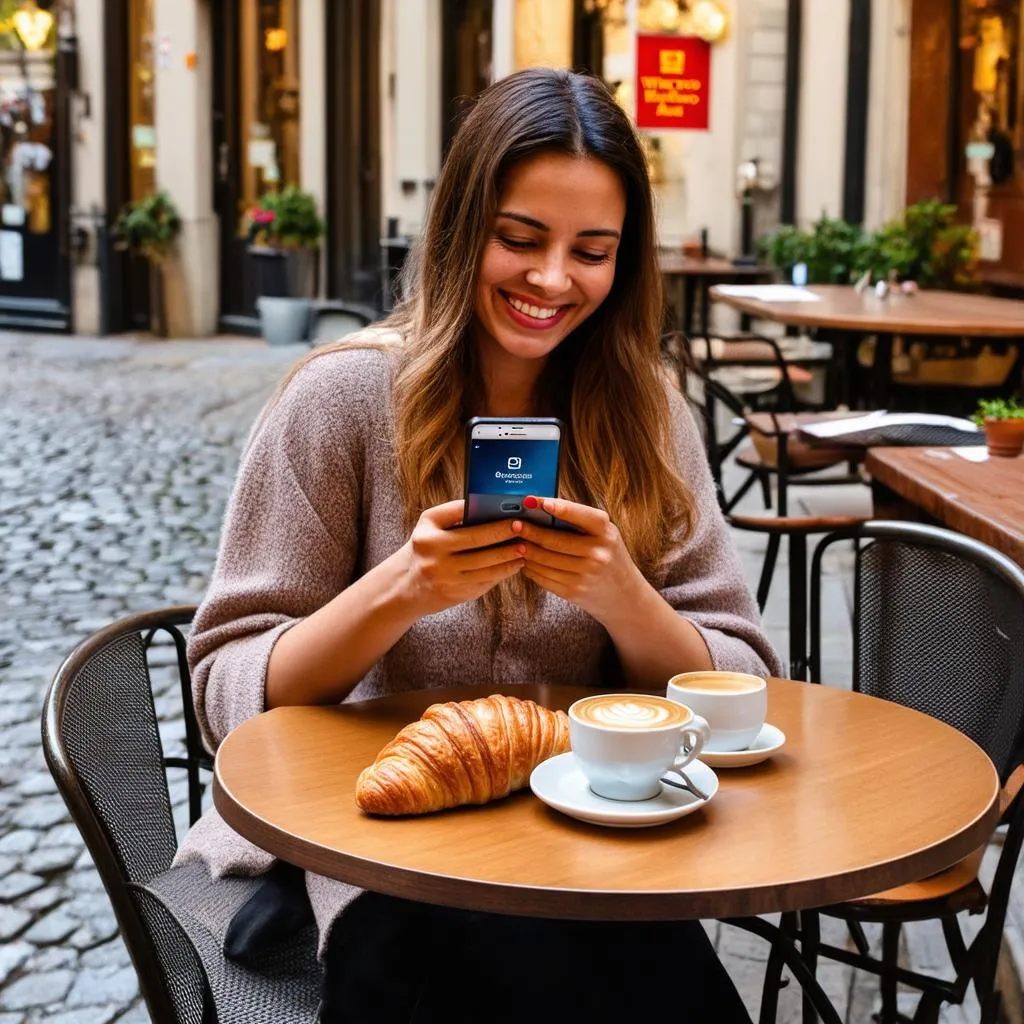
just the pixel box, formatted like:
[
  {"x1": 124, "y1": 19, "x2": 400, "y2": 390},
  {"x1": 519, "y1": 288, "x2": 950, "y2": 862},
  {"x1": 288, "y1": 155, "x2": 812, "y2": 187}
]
[
  {"x1": 475, "y1": 154, "x2": 624, "y2": 364},
  {"x1": 175, "y1": 67, "x2": 779, "y2": 1024}
]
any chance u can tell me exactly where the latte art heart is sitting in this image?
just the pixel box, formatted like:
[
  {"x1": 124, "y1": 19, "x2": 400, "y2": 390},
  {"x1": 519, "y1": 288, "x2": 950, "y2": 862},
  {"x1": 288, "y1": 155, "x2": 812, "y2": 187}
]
[{"x1": 572, "y1": 694, "x2": 690, "y2": 730}]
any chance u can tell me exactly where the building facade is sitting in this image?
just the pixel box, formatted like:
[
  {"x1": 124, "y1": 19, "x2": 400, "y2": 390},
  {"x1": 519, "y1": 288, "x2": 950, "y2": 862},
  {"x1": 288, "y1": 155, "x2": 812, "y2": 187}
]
[{"x1": 11, "y1": 0, "x2": 1019, "y2": 336}]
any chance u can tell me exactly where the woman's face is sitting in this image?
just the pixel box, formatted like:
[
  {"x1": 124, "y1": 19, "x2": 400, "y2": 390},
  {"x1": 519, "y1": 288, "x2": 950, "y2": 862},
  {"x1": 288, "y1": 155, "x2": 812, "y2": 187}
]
[{"x1": 473, "y1": 152, "x2": 626, "y2": 366}]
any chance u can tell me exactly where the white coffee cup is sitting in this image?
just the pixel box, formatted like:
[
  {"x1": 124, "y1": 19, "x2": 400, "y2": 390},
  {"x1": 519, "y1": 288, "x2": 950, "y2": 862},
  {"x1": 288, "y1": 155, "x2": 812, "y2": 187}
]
[
  {"x1": 568, "y1": 693, "x2": 710, "y2": 801},
  {"x1": 666, "y1": 671, "x2": 767, "y2": 753}
]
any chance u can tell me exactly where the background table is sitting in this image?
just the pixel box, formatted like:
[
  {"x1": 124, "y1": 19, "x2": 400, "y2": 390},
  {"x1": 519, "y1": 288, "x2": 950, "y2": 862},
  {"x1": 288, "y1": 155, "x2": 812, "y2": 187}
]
[
  {"x1": 710, "y1": 284, "x2": 1024, "y2": 408},
  {"x1": 659, "y1": 254, "x2": 772, "y2": 339},
  {"x1": 213, "y1": 681, "x2": 998, "y2": 921},
  {"x1": 867, "y1": 447, "x2": 1024, "y2": 566}
]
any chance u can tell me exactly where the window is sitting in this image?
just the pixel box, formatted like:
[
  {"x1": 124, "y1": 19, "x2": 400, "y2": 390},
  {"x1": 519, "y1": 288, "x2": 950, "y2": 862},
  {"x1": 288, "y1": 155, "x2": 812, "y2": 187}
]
[{"x1": 239, "y1": 0, "x2": 301, "y2": 212}]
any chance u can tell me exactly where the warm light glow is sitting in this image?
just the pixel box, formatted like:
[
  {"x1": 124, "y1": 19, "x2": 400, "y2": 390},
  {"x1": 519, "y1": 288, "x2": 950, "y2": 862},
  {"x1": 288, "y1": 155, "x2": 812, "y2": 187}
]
[
  {"x1": 13, "y1": 1, "x2": 53, "y2": 52},
  {"x1": 265, "y1": 27, "x2": 287, "y2": 52},
  {"x1": 689, "y1": 0, "x2": 729, "y2": 43}
]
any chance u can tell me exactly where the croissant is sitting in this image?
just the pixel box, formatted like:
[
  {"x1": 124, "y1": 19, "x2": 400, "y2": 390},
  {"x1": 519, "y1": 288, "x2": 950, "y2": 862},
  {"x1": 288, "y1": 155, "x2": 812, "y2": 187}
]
[{"x1": 356, "y1": 694, "x2": 570, "y2": 815}]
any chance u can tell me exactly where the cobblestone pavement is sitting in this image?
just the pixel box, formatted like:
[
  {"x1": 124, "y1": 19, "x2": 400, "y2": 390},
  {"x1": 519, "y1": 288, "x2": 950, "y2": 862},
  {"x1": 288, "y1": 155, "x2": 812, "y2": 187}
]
[
  {"x1": 0, "y1": 332, "x2": 1020, "y2": 1023},
  {"x1": 0, "y1": 334, "x2": 304, "y2": 1023}
]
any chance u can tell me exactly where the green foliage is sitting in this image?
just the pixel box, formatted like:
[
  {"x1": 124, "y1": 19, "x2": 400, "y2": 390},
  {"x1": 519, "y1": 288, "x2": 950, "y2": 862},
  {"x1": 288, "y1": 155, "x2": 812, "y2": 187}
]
[
  {"x1": 244, "y1": 185, "x2": 325, "y2": 250},
  {"x1": 973, "y1": 396, "x2": 1024, "y2": 425},
  {"x1": 112, "y1": 190, "x2": 181, "y2": 264},
  {"x1": 858, "y1": 200, "x2": 978, "y2": 290},
  {"x1": 758, "y1": 200, "x2": 979, "y2": 291},
  {"x1": 758, "y1": 213, "x2": 867, "y2": 285}
]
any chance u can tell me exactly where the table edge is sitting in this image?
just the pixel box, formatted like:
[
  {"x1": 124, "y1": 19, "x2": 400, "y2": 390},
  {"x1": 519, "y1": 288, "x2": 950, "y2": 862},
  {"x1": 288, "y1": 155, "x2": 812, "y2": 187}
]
[
  {"x1": 866, "y1": 447, "x2": 1024, "y2": 565},
  {"x1": 709, "y1": 287, "x2": 1024, "y2": 337},
  {"x1": 212, "y1": 741, "x2": 1000, "y2": 921}
]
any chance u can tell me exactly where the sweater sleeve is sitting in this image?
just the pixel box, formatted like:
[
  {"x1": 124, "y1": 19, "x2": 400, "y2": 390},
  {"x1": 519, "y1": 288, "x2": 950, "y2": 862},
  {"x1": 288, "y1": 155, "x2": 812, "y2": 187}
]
[
  {"x1": 186, "y1": 349, "x2": 383, "y2": 751},
  {"x1": 659, "y1": 387, "x2": 784, "y2": 679}
]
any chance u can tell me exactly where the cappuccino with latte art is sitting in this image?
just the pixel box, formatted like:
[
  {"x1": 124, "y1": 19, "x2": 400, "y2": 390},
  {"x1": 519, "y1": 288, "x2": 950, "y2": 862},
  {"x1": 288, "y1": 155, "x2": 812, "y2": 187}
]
[
  {"x1": 572, "y1": 694, "x2": 690, "y2": 731},
  {"x1": 568, "y1": 694, "x2": 710, "y2": 801}
]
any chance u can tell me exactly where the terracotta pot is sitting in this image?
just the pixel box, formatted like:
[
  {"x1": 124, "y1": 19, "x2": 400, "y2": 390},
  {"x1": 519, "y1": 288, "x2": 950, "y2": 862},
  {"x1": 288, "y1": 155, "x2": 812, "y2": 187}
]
[{"x1": 983, "y1": 417, "x2": 1024, "y2": 458}]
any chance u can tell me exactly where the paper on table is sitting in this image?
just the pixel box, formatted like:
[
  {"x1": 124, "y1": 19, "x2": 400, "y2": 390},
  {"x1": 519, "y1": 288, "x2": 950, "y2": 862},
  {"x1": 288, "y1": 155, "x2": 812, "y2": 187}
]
[
  {"x1": 951, "y1": 446, "x2": 989, "y2": 463},
  {"x1": 714, "y1": 285, "x2": 822, "y2": 302},
  {"x1": 800, "y1": 411, "x2": 980, "y2": 440}
]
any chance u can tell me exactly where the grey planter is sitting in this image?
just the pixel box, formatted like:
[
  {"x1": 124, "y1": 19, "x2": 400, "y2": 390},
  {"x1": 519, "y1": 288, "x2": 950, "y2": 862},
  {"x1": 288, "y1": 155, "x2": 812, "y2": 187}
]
[{"x1": 257, "y1": 296, "x2": 311, "y2": 347}]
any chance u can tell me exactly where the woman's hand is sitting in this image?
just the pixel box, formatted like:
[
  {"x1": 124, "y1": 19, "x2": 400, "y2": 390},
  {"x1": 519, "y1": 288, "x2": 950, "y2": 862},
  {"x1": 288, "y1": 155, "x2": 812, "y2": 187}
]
[
  {"x1": 399, "y1": 500, "x2": 525, "y2": 616},
  {"x1": 516, "y1": 497, "x2": 646, "y2": 626}
]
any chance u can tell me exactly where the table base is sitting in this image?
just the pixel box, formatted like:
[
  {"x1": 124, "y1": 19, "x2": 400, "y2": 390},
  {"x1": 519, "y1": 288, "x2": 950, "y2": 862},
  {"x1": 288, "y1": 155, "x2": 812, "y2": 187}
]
[{"x1": 724, "y1": 914, "x2": 842, "y2": 1024}]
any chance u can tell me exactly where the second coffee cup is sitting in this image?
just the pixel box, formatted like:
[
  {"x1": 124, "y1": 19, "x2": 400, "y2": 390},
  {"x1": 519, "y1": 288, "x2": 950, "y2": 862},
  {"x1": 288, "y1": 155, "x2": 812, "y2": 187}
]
[{"x1": 666, "y1": 672, "x2": 767, "y2": 753}]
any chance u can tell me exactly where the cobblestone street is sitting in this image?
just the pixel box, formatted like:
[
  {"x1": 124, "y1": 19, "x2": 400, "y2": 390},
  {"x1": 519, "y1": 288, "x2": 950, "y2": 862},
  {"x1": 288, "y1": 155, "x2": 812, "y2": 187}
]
[
  {"x1": 0, "y1": 333, "x2": 1021, "y2": 1023},
  {"x1": 0, "y1": 334, "x2": 303, "y2": 1023}
]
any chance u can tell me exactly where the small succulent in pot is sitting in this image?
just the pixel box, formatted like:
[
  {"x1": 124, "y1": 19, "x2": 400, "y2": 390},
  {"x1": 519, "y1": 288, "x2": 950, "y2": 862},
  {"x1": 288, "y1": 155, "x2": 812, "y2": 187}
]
[{"x1": 973, "y1": 396, "x2": 1024, "y2": 458}]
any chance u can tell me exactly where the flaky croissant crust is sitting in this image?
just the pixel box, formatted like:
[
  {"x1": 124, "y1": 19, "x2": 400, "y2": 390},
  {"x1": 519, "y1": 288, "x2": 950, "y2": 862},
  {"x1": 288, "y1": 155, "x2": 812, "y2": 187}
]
[{"x1": 356, "y1": 694, "x2": 570, "y2": 816}]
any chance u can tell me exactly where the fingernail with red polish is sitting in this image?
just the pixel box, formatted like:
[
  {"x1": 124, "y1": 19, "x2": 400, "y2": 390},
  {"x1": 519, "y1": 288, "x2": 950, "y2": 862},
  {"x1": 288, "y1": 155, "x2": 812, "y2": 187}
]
[{"x1": 523, "y1": 496, "x2": 538, "y2": 510}]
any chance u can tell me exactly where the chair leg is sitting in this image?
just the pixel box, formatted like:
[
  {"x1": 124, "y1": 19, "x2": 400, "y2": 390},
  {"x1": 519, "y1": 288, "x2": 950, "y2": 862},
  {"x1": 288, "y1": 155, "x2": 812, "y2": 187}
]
[
  {"x1": 801, "y1": 911, "x2": 821, "y2": 1024},
  {"x1": 759, "y1": 912, "x2": 795, "y2": 1024},
  {"x1": 759, "y1": 472, "x2": 772, "y2": 510},
  {"x1": 878, "y1": 920, "x2": 901, "y2": 1024},
  {"x1": 757, "y1": 534, "x2": 781, "y2": 612},
  {"x1": 848, "y1": 919, "x2": 871, "y2": 957}
]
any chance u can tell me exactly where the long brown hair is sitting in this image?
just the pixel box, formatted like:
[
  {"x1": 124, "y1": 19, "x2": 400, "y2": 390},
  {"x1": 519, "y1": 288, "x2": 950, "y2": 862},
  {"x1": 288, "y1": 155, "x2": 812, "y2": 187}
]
[{"x1": 285, "y1": 69, "x2": 693, "y2": 586}]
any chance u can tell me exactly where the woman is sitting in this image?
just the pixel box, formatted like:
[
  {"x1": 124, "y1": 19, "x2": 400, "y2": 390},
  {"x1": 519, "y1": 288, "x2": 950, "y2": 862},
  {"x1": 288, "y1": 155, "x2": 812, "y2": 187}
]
[{"x1": 176, "y1": 68, "x2": 781, "y2": 1022}]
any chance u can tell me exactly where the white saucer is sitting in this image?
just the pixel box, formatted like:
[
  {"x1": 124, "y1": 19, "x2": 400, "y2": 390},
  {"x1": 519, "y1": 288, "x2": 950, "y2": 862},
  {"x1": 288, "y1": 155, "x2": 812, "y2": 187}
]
[
  {"x1": 700, "y1": 724, "x2": 786, "y2": 768},
  {"x1": 529, "y1": 752, "x2": 718, "y2": 829}
]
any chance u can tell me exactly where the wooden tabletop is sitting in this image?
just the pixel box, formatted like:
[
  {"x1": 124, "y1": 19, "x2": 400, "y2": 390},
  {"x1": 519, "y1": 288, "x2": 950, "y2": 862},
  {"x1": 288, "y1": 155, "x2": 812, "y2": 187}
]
[
  {"x1": 867, "y1": 447, "x2": 1024, "y2": 566},
  {"x1": 213, "y1": 682, "x2": 998, "y2": 920},
  {"x1": 659, "y1": 253, "x2": 771, "y2": 277},
  {"x1": 710, "y1": 284, "x2": 1024, "y2": 336}
]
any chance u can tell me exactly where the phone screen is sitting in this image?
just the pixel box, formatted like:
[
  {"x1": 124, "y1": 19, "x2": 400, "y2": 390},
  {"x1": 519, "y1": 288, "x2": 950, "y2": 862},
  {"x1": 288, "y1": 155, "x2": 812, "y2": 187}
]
[{"x1": 466, "y1": 437, "x2": 560, "y2": 526}]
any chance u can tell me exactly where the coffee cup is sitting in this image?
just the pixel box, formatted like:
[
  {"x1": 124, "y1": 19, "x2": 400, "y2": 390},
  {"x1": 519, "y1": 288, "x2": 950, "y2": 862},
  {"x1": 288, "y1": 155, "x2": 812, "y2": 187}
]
[
  {"x1": 568, "y1": 693, "x2": 710, "y2": 801},
  {"x1": 666, "y1": 672, "x2": 767, "y2": 753}
]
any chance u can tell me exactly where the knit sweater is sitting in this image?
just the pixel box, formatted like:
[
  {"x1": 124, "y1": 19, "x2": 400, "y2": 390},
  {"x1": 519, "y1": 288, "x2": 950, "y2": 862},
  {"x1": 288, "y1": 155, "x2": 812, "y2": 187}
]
[{"x1": 173, "y1": 338, "x2": 783, "y2": 954}]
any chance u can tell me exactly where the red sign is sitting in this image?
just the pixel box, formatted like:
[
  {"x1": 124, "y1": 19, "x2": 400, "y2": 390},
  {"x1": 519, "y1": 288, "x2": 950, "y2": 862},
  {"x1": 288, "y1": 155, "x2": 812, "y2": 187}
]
[{"x1": 635, "y1": 35, "x2": 711, "y2": 131}]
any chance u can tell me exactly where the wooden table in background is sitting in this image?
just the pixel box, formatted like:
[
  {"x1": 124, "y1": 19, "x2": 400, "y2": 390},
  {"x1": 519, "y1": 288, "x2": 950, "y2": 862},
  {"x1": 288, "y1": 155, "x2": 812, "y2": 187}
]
[
  {"x1": 710, "y1": 284, "x2": 1024, "y2": 407},
  {"x1": 867, "y1": 447, "x2": 1024, "y2": 566},
  {"x1": 658, "y1": 253, "x2": 772, "y2": 339}
]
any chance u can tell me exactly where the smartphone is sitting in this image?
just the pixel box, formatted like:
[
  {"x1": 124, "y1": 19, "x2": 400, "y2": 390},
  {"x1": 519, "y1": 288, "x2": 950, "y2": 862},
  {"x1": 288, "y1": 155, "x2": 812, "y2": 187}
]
[{"x1": 462, "y1": 417, "x2": 563, "y2": 528}]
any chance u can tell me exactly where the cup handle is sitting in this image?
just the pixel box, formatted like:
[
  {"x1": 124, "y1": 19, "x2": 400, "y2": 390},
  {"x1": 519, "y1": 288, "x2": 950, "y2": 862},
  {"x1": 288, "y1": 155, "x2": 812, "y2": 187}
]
[{"x1": 671, "y1": 714, "x2": 710, "y2": 773}]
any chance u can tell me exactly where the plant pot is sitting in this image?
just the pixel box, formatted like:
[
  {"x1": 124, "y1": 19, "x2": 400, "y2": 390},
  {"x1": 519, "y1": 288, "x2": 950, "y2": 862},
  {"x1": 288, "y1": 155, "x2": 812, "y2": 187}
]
[
  {"x1": 148, "y1": 261, "x2": 168, "y2": 337},
  {"x1": 257, "y1": 296, "x2": 311, "y2": 347},
  {"x1": 248, "y1": 246, "x2": 319, "y2": 300},
  {"x1": 983, "y1": 418, "x2": 1024, "y2": 458}
]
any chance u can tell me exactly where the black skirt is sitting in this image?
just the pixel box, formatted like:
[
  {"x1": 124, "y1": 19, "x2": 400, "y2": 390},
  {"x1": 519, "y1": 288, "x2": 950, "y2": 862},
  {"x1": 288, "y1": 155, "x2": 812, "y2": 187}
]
[{"x1": 319, "y1": 892, "x2": 753, "y2": 1024}]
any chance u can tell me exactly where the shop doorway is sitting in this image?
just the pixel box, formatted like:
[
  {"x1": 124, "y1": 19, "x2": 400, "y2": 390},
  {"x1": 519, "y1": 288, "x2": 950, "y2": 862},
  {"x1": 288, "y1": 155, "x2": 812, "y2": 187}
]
[
  {"x1": 214, "y1": 0, "x2": 303, "y2": 332},
  {"x1": 104, "y1": 0, "x2": 155, "y2": 334},
  {"x1": 0, "y1": 7, "x2": 71, "y2": 330}
]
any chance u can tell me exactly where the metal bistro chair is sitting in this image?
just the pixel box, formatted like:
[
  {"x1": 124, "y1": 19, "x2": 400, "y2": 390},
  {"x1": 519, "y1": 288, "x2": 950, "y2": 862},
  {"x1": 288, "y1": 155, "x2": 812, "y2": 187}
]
[
  {"x1": 308, "y1": 301, "x2": 375, "y2": 346},
  {"x1": 760, "y1": 522, "x2": 1024, "y2": 1024},
  {"x1": 42, "y1": 607, "x2": 321, "y2": 1024}
]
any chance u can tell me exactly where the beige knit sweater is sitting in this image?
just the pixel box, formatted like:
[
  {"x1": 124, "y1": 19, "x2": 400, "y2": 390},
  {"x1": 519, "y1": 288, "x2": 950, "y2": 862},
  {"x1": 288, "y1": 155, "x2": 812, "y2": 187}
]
[{"x1": 173, "y1": 341, "x2": 782, "y2": 954}]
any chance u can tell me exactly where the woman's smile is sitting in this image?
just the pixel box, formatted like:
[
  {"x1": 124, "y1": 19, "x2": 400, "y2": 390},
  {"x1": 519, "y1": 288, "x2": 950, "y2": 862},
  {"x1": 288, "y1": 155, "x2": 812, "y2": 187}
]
[{"x1": 499, "y1": 290, "x2": 573, "y2": 330}]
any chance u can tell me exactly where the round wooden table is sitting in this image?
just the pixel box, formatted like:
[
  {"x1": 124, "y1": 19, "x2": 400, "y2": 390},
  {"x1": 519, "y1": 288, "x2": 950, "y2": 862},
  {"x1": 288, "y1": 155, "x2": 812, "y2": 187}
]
[
  {"x1": 709, "y1": 284, "x2": 1024, "y2": 407},
  {"x1": 213, "y1": 680, "x2": 998, "y2": 921}
]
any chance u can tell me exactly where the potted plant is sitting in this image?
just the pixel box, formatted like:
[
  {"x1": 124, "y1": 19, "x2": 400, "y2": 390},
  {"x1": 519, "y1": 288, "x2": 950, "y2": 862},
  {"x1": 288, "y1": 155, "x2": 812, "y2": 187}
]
[
  {"x1": 243, "y1": 184, "x2": 325, "y2": 299},
  {"x1": 112, "y1": 190, "x2": 182, "y2": 337},
  {"x1": 758, "y1": 214, "x2": 867, "y2": 285},
  {"x1": 242, "y1": 185, "x2": 325, "y2": 345},
  {"x1": 857, "y1": 200, "x2": 979, "y2": 291},
  {"x1": 973, "y1": 397, "x2": 1024, "y2": 457}
]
